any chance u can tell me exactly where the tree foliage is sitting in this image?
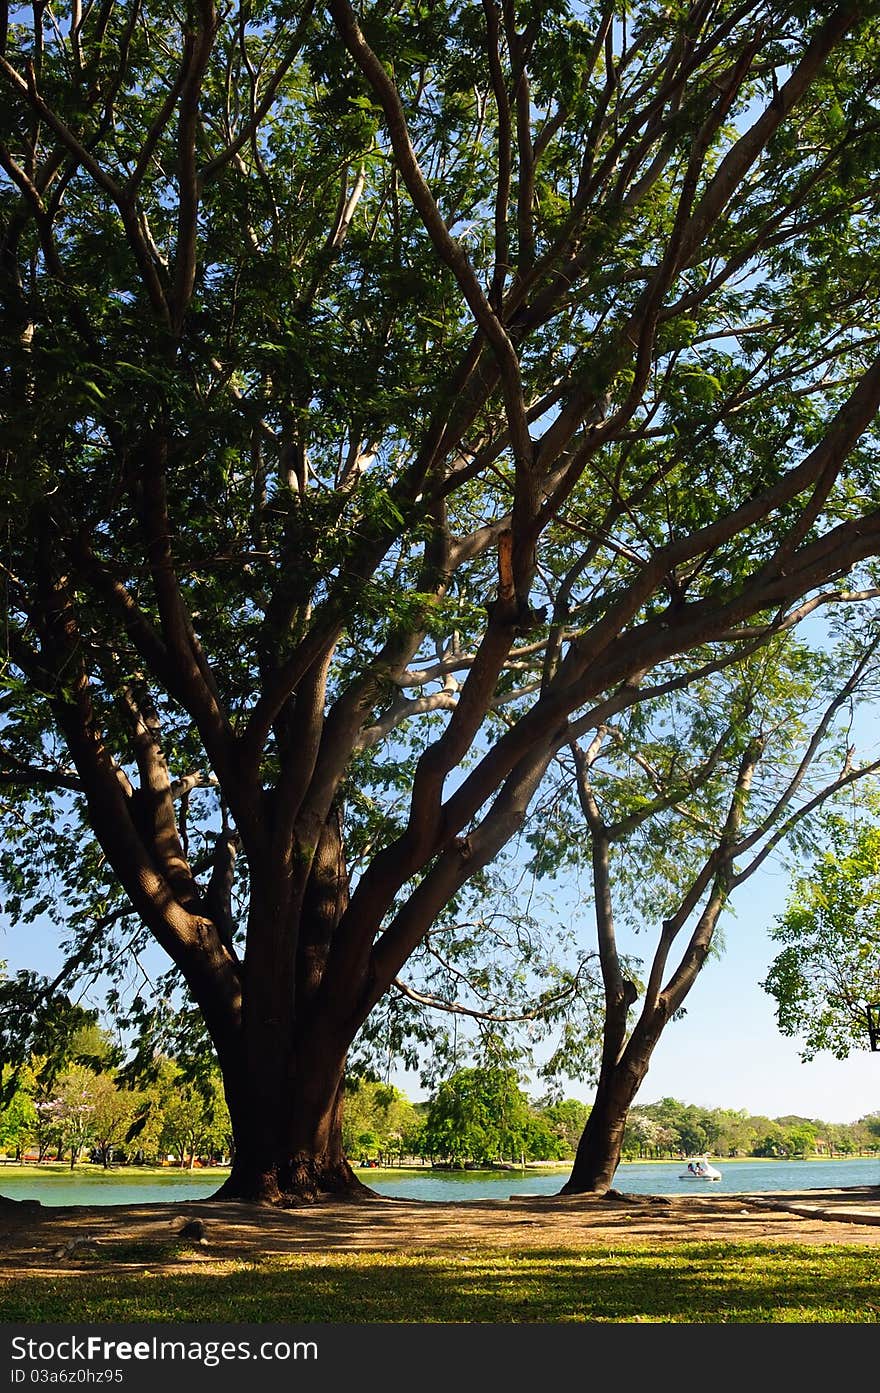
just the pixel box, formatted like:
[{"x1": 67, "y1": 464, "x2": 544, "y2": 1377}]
[
  {"x1": 763, "y1": 814, "x2": 880, "y2": 1059},
  {"x1": 0, "y1": 966, "x2": 102, "y2": 1099},
  {"x1": 421, "y1": 1064, "x2": 554, "y2": 1163},
  {"x1": 621, "y1": 1097, "x2": 879, "y2": 1159},
  {"x1": 341, "y1": 1077, "x2": 422, "y2": 1161},
  {"x1": 527, "y1": 623, "x2": 880, "y2": 1191}
]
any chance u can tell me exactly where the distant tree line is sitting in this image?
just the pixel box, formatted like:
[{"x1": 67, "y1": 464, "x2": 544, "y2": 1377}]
[
  {"x1": 342, "y1": 1068, "x2": 590, "y2": 1168},
  {"x1": 340, "y1": 1069, "x2": 880, "y2": 1169},
  {"x1": 0, "y1": 1021, "x2": 231, "y2": 1170},
  {"x1": 621, "y1": 1097, "x2": 880, "y2": 1163},
  {"x1": 2, "y1": 1033, "x2": 878, "y2": 1172}
]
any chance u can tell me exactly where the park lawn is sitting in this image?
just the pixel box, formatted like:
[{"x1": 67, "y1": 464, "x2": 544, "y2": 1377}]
[{"x1": 2, "y1": 1243, "x2": 878, "y2": 1323}]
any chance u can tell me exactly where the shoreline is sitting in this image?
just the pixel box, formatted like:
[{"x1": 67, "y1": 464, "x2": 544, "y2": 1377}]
[{"x1": 0, "y1": 1152, "x2": 875, "y2": 1184}]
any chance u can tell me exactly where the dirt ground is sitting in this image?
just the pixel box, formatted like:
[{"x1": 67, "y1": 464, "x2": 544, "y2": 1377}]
[{"x1": 2, "y1": 1186, "x2": 880, "y2": 1277}]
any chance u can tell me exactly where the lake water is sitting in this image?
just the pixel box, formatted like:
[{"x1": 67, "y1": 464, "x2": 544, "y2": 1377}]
[
  {"x1": 1, "y1": 1157, "x2": 877, "y2": 1206},
  {"x1": 0, "y1": 1170, "x2": 229, "y2": 1206},
  {"x1": 367, "y1": 1156, "x2": 880, "y2": 1202}
]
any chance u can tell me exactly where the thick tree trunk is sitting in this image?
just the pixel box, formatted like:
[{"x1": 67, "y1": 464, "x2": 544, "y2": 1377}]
[
  {"x1": 207, "y1": 810, "x2": 375, "y2": 1206},
  {"x1": 212, "y1": 1046, "x2": 372, "y2": 1205}
]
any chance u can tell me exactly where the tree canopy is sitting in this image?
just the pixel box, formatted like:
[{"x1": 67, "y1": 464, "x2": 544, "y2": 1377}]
[
  {"x1": 763, "y1": 814, "x2": 880, "y2": 1059},
  {"x1": 0, "y1": 964, "x2": 104, "y2": 1105},
  {"x1": 420, "y1": 1064, "x2": 559, "y2": 1163},
  {"x1": 3, "y1": 0, "x2": 880, "y2": 1200}
]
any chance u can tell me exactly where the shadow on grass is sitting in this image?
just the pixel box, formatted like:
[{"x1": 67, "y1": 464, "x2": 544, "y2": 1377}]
[{"x1": 2, "y1": 1243, "x2": 879, "y2": 1324}]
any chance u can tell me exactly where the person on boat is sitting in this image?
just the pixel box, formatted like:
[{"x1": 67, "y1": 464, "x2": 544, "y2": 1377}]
[{"x1": 687, "y1": 1162, "x2": 696, "y2": 1174}]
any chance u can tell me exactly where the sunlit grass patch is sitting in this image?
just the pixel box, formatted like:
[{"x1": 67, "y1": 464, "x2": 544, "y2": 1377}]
[{"x1": 2, "y1": 1242, "x2": 878, "y2": 1323}]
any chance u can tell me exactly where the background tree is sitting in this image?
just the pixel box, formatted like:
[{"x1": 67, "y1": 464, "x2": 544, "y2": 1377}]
[
  {"x1": 158, "y1": 1069, "x2": 231, "y2": 1169},
  {"x1": 422, "y1": 1065, "x2": 533, "y2": 1165},
  {"x1": 46, "y1": 1064, "x2": 101, "y2": 1168},
  {"x1": 4, "y1": 0, "x2": 880, "y2": 1204},
  {"x1": 776, "y1": 1118, "x2": 819, "y2": 1158},
  {"x1": 524, "y1": 629, "x2": 880, "y2": 1191},
  {"x1": 0, "y1": 967, "x2": 102, "y2": 1105},
  {"x1": 341, "y1": 1078, "x2": 421, "y2": 1163},
  {"x1": 861, "y1": 1113, "x2": 880, "y2": 1151},
  {"x1": 120, "y1": 1060, "x2": 177, "y2": 1166},
  {"x1": 30, "y1": 1065, "x2": 137, "y2": 1169},
  {"x1": 763, "y1": 814, "x2": 880, "y2": 1059},
  {"x1": 622, "y1": 1113, "x2": 662, "y2": 1159},
  {"x1": 0, "y1": 1068, "x2": 37, "y2": 1159},
  {"x1": 86, "y1": 1073, "x2": 141, "y2": 1169},
  {"x1": 707, "y1": 1108, "x2": 758, "y2": 1158},
  {"x1": 0, "y1": 971, "x2": 119, "y2": 1168},
  {"x1": 538, "y1": 1096, "x2": 590, "y2": 1156}
]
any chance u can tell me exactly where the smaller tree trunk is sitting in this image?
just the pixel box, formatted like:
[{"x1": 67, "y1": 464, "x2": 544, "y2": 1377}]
[{"x1": 561, "y1": 1024, "x2": 659, "y2": 1195}]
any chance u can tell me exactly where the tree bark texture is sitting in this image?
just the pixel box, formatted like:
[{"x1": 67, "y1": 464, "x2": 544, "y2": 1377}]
[{"x1": 203, "y1": 810, "x2": 377, "y2": 1203}]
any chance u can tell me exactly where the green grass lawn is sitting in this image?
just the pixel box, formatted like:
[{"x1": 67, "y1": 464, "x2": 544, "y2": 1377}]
[{"x1": 2, "y1": 1243, "x2": 878, "y2": 1323}]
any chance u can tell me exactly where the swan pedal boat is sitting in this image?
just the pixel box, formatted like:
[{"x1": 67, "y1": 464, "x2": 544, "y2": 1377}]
[{"x1": 679, "y1": 1158, "x2": 722, "y2": 1180}]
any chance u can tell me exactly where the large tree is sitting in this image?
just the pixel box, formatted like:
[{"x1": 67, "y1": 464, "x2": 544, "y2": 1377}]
[{"x1": 4, "y1": 0, "x2": 880, "y2": 1204}]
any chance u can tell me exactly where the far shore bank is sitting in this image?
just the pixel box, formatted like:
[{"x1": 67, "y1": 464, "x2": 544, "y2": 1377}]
[{"x1": 0, "y1": 1151, "x2": 875, "y2": 1185}]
